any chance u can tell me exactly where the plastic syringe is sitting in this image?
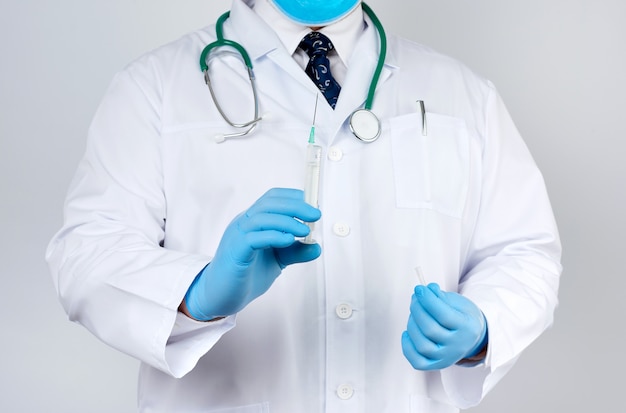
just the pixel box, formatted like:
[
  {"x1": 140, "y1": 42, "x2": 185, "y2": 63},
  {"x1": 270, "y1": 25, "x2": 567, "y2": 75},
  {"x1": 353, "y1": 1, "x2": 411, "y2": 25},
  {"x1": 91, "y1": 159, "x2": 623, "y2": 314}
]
[{"x1": 303, "y1": 97, "x2": 322, "y2": 244}]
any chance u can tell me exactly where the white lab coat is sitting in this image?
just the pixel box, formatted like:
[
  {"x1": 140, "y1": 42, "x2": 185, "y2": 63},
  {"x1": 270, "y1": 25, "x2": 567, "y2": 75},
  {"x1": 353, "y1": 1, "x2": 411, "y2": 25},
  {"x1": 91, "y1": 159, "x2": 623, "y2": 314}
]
[{"x1": 47, "y1": 1, "x2": 562, "y2": 412}]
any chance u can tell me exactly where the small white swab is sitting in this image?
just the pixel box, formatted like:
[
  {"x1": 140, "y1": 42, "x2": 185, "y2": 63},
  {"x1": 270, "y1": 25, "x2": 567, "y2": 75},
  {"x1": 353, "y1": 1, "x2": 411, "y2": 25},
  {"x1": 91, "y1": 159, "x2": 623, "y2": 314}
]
[{"x1": 414, "y1": 266, "x2": 427, "y2": 286}]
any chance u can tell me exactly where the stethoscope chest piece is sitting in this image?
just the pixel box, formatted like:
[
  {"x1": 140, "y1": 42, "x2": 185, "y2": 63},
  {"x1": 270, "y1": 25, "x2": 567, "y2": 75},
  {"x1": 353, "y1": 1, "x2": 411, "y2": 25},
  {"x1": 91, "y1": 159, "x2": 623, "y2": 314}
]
[{"x1": 349, "y1": 109, "x2": 381, "y2": 143}]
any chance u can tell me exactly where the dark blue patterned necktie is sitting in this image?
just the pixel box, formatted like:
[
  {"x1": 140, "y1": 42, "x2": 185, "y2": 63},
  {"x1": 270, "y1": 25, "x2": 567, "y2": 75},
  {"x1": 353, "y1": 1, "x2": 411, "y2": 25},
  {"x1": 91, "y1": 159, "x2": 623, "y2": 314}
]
[{"x1": 299, "y1": 32, "x2": 341, "y2": 109}]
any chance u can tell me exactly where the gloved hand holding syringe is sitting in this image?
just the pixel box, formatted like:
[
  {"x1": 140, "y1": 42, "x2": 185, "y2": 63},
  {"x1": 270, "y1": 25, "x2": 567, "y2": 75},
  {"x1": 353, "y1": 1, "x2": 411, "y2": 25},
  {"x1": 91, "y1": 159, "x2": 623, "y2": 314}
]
[{"x1": 303, "y1": 96, "x2": 322, "y2": 244}]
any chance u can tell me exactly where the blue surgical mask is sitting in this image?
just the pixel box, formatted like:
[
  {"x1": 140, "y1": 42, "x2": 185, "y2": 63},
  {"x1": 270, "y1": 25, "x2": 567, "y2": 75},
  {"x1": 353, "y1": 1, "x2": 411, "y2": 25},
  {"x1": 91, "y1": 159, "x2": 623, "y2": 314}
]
[{"x1": 270, "y1": 0, "x2": 360, "y2": 26}]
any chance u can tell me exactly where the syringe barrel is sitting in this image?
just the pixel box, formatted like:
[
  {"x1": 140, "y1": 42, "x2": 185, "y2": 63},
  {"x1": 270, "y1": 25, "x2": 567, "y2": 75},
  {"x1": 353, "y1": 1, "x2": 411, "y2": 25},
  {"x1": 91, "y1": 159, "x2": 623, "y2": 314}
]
[
  {"x1": 304, "y1": 144, "x2": 322, "y2": 207},
  {"x1": 302, "y1": 144, "x2": 322, "y2": 244}
]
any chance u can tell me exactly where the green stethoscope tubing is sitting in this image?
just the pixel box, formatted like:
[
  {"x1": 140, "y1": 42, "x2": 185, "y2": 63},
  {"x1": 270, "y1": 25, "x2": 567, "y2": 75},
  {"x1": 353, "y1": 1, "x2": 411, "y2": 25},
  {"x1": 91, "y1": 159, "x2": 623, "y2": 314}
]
[
  {"x1": 199, "y1": 2, "x2": 387, "y2": 141},
  {"x1": 200, "y1": 10, "x2": 261, "y2": 139},
  {"x1": 200, "y1": 11, "x2": 253, "y2": 71},
  {"x1": 360, "y1": 2, "x2": 387, "y2": 112}
]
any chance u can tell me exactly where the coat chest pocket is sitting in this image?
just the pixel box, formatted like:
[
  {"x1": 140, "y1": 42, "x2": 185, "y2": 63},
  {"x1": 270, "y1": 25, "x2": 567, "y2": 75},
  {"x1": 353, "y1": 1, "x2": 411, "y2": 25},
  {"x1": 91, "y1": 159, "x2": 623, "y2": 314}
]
[{"x1": 389, "y1": 112, "x2": 470, "y2": 218}]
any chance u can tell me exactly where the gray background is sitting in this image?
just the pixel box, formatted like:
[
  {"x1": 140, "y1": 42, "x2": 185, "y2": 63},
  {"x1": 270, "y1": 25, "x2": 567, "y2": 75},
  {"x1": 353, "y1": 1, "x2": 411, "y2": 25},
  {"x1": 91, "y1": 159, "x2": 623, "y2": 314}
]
[{"x1": 1, "y1": 0, "x2": 624, "y2": 411}]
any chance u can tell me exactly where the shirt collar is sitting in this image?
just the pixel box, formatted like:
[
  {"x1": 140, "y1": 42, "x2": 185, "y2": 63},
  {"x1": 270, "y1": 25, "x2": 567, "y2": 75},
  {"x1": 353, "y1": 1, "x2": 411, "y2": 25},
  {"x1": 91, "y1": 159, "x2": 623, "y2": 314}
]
[{"x1": 252, "y1": 0, "x2": 365, "y2": 66}]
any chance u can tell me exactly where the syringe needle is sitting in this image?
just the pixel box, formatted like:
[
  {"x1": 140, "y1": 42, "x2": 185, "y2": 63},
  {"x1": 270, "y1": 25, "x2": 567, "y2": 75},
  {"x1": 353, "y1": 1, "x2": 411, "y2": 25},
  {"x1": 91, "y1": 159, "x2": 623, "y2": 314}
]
[{"x1": 309, "y1": 95, "x2": 319, "y2": 144}]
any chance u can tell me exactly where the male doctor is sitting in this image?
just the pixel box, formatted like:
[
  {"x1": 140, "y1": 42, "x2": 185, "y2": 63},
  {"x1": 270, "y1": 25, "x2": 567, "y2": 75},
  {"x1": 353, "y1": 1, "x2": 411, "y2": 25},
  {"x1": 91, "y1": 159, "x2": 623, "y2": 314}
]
[{"x1": 47, "y1": 0, "x2": 562, "y2": 412}]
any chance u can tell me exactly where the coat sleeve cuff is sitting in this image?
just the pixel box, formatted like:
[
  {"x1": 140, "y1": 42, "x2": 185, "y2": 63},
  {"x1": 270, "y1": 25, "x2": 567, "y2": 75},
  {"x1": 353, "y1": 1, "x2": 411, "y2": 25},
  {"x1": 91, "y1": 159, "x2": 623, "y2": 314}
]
[
  {"x1": 162, "y1": 312, "x2": 237, "y2": 378},
  {"x1": 440, "y1": 349, "x2": 519, "y2": 409}
]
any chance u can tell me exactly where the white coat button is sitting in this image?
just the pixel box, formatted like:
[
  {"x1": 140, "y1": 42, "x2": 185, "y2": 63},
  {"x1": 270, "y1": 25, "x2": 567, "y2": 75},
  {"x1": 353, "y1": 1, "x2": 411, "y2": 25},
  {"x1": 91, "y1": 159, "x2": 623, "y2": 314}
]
[
  {"x1": 337, "y1": 384, "x2": 354, "y2": 400},
  {"x1": 332, "y1": 222, "x2": 350, "y2": 237},
  {"x1": 328, "y1": 146, "x2": 343, "y2": 161},
  {"x1": 335, "y1": 303, "x2": 353, "y2": 319}
]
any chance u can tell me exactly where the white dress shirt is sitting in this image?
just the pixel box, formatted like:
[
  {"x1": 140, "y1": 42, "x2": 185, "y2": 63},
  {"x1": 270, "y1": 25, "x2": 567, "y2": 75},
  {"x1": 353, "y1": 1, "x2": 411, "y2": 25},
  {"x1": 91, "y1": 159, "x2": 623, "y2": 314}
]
[{"x1": 254, "y1": 0, "x2": 365, "y2": 84}]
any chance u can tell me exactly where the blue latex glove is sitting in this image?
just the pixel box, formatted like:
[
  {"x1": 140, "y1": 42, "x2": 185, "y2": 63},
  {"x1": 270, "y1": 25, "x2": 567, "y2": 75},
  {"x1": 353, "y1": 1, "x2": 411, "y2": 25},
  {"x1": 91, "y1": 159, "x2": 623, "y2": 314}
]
[
  {"x1": 401, "y1": 283, "x2": 488, "y2": 370},
  {"x1": 184, "y1": 188, "x2": 322, "y2": 321}
]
